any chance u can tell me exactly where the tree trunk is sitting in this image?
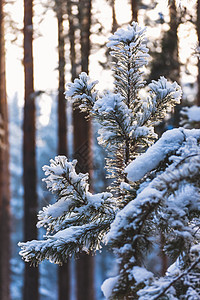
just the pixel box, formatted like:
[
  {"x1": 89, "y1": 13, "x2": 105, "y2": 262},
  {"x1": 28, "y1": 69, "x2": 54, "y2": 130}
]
[
  {"x1": 197, "y1": 0, "x2": 200, "y2": 106},
  {"x1": 57, "y1": 2, "x2": 70, "y2": 299},
  {"x1": 23, "y1": 0, "x2": 39, "y2": 299},
  {"x1": 0, "y1": 1, "x2": 10, "y2": 299},
  {"x1": 169, "y1": 0, "x2": 180, "y2": 128},
  {"x1": 74, "y1": 1, "x2": 95, "y2": 299},
  {"x1": 111, "y1": 0, "x2": 118, "y2": 33},
  {"x1": 130, "y1": 0, "x2": 138, "y2": 22},
  {"x1": 67, "y1": 0, "x2": 76, "y2": 81}
]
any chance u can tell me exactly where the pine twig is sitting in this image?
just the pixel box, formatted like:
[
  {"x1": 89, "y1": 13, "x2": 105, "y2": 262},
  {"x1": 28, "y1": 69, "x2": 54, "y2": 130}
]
[{"x1": 152, "y1": 257, "x2": 200, "y2": 300}]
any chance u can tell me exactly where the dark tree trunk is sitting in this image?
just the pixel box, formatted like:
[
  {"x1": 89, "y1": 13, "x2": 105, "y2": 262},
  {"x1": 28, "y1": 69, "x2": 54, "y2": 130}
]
[
  {"x1": 73, "y1": 1, "x2": 95, "y2": 299},
  {"x1": 130, "y1": 0, "x2": 138, "y2": 22},
  {"x1": 111, "y1": 0, "x2": 118, "y2": 33},
  {"x1": 149, "y1": 0, "x2": 180, "y2": 274},
  {"x1": 67, "y1": 0, "x2": 77, "y2": 81},
  {"x1": 169, "y1": 0, "x2": 180, "y2": 128},
  {"x1": 0, "y1": 1, "x2": 10, "y2": 299},
  {"x1": 23, "y1": 0, "x2": 39, "y2": 299},
  {"x1": 57, "y1": 2, "x2": 70, "y2": 300},
  {"x1": 197, "y1": 0, "x2": 200, "y2": 106},
  {"x1": 57, "y1": 3, "x2": 67, "y2": 156}
]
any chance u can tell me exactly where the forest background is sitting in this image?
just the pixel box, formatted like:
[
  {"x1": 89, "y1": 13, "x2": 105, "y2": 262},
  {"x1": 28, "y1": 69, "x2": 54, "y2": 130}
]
[{"x1": 0, "y1": 0, "x2": 200, "y2": 299}]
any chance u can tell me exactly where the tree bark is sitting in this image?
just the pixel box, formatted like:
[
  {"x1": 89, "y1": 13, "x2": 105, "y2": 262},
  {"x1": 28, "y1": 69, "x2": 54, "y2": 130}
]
[
  {"x1": 67, "y1": 0, "x2": 76, "y2": 81},
  {"x1": 197, "y1": 0, "x2": 200, "y2": 106},
  {"x1": 111, "y1": 0, "x2": 118, "y2": 33},
  {"x1": 57, "y1": 2, "x2": 70, "y2": 299},
  {"x1": 169, "y1": 0, "x2": 180, "y2": 128},
  {"x1": 0, "y1": 1, "x2": 10, "y2": 299},
  {"x1": 23, "y1": 0, "x2": 39, "y2": 299},
  {"x1": 74, "y1": 1, "x2": 95, "y2": 299},
  {"x1": 130, "y1": 0, "x2": 138, "y2": 22}
]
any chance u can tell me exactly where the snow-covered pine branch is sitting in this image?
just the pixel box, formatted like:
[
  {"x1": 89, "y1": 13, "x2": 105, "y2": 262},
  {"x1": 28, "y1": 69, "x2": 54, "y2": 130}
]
[
  {"x1": 103, "y1": 128, "x2": 200, "y2": 299},
  {"x1": 66, "y1": 22, "x2": 181, "y2": 189},
  {"x1": 18, "y1": 156, "x2": 115, "y2": 264},
  {"x1": 65, "y1": 72, "x2": 99, "y2": 114}
]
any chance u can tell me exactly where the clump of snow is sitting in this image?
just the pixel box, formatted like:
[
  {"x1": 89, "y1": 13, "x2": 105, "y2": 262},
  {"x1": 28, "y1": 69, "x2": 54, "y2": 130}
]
[
  {"x1": 125, "y1": 128, "x2": 185, "y2": 182},
  {"x1": 106, "y1": 187, "x2": 162, "y2": 243},
  {"x1": 183, "y1": 106, "x2": 200, "y2": 122},
  {"x1": 93, "y1": 92, "x2": 128, "y2": 115},
  {"x1": 107, "y1": 21, "x2": 146, "y2": 47},
  {"x1": 101, "y1": 276, "x2": 119, "y2": 299},
  {"x1": 132, "y1": 125, "x2": 151, "y2": 139},
  {"x1": 65, "y1": 72, "x2": 98, "y2": 100},
  {"x1": 166, "y1": 261, "x2": 181, "y2": 277},
  {"x1": 125, "y1": 128, "x2": 200, "y2": 182},
  {"x1": 131, "y1": 266, "x2": 153, "y2": 284},
  {"x1": 42, "y1": 156, "x2": 89, "y2": 194},
  {"x1": 190, "y1": 244, "x2": 200, "y2": 254},
  {"x1": 137, "y1": 277, "x2": 177, "y2": 299},
  {"x1": 149, "y1": 76, "x2": 182, "y2": 102},
  {"x1": 37, "y1": 197, "x2": 73, "y2": 223}
]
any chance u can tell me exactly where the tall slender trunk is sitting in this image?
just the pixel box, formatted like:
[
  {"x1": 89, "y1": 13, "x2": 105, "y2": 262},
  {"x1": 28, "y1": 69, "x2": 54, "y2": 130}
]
[
  {"x1": 74, "y1": 1, "x2": 94, "y2": 299},
  {"x1": 57, "y1": 2, "x2": 70, "y2": 300},
  {"x1": 0, "y1": 1, "x2": 10, "y2": 299},
  {"x1": 111, "y1": 0, "x2": 118, "y2": 33},
  {"x1": 130, "y1": 0, "x2": 138, "y2": 22},
  {"x1": 169, "y1": 0, "x2": 180, "y2": 128},
  {"x1": 67, "y1": 0, "x2": 76, "y2": 81},
  {"x1": 197, "y1": 0, "x2": 200, "y2": 106},
  {"x1": 23, "y1": 0, "x2": 39, "y2": 299}
]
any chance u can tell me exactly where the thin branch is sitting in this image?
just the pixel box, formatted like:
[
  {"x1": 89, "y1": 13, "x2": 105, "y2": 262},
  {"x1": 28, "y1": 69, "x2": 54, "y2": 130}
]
[{"x1": 152, "y1": 257, "x2": 200, "y2": 300}]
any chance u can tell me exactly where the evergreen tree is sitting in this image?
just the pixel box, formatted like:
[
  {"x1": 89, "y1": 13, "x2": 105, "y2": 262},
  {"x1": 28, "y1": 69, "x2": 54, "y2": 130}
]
[{"x1": 19, "y1": 22, "x2": 200, "y2": 299}]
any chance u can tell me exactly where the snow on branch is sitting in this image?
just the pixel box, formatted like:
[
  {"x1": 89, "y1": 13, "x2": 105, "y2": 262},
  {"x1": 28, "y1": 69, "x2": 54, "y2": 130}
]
[
  {"x1": 148, "y1": 76, "x2": 181, "y2": 102},
  {"x1": 18, "y1": 156, "x2": 116, "y2": 264},
  {"x1": 140, "y1": 76, "x2": 182, "y2": 127},
  {"x1": 93, "y1": 92, "x2": 133, "y2": 147},
  {"x1": 65, "y1": 72, "x2": 98, "y2": 114},
  {"x1": 104, "y1": 132, "x2": 200, "y2": 299},
  {"x1": 125, "y1": 128, "x2": 200, "y2": 182},
  {"x1": 107, "y1": 22, "x2": 149, "y2": 108},
  {"x1": 107, "y1": 21, "x2": 147, "y2": 49},
  {"x1": 37, "y1": 156, "x2": 115, "y2": 232},
  {"x1": 138, "y1": 256, "x2": 200, "y2": 300},
  {"x1": 19, "y1": 222, "x2": 111, "y2": 265}
]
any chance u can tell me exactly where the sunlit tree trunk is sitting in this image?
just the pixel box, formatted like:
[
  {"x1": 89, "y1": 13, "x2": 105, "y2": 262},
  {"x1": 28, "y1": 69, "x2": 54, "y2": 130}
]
[
  {"x1": 73, "y1": 0, "x2": 95, "y2": 299},
  {"x1": 197, "y1": 0, "x2": 200, "y2": 106},
  {"x1": 0, "y1": 1, "x2": 10, "y2": 299},
  {"x1": 23, "y1": 0, "x2": 39, "y2": 299},
  {"x1": 57, "y1": 2, "x2": 70, "y2": 299}
]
